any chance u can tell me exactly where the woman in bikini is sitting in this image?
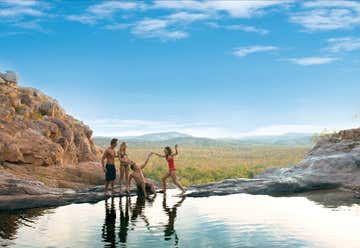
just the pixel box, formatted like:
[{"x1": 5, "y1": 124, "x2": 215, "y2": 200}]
[
  {"x1": 118, "y1": 142, "x2": 130, "y2": 192},
  {"x1": 153, "y1": 144, "x2": 186, "y2": 195}
]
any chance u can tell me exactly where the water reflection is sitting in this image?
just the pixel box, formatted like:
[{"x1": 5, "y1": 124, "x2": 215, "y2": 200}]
[
  {"x1": 102, "y1": 197, "x2": 117, "y2": 248},
  {"x1": 0, "y1": 208, "x2": 50, "y2": 241},
  {"x1": 130, "y1": 195, "x2": 151, "y2": 229},
  {"x1": 101, "y1": 194, "x2": 185, "y2": 247},
  {"x1": 119, "y1": 196, "x2": 130, "y2": 243},
  {"x1": 3, "y1": 191, "x2": 360, "y2": 248},
  {"x1": 162, "y1": 195, "x2": 186, "y2": 245}
]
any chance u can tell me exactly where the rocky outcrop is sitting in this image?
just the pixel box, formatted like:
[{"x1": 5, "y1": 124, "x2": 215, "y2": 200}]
[
  {"x1": 0, "y1": 169, "x2": 159, "y2": 211},
  {"x1": 0, "y1": 71, "x2": 101, "y2": 166},
  {"x1": 187, "y1": 128, "x2": 360, "y2": 200}
]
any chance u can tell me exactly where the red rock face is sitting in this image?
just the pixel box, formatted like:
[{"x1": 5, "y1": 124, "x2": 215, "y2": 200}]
[{"x1": 0, "y1": 81, "x2": 101, "y2": 166}]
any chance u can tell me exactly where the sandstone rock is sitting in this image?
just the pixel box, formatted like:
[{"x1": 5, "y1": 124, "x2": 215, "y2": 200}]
[
  {"x1": 13, "y1": 129, "x2": 64, "y2": 166},
  {"x1": 0, "y1": 108, "x2": 15, "y2": 122},
  {"x1": 20, "y1": 93, "x2": 32, "y2": 107},
  {"x1": 0, "y1": 76, "x2": 109, "y2": 206},
  {"x1": 38, "y1": 101, "x2": 58, "y2": 117},
  {"x1": 0, "y1": 79, "x2": 100, "y2": 167},
  {"x1": 339, "y1": 128, "x2": 360, "y2": 140}
]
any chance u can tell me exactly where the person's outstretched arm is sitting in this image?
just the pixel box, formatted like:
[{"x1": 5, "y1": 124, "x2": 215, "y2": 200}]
[
  {"x1": 152, "y1": 152, "x2": 165, "y2": 158},
  {"x1": 141, "y1": 153, "x2": 153, "y2": 169},
  {"x1": 173, "y1": 144, "x2": 179, "y2": 157}
]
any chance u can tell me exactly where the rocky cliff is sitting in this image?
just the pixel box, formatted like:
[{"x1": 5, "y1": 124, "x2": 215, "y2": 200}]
[
  {"x1": 0, "y1": 71, "x2": 103, "y2": 192},
  {"x1": 0, "y1": 72, "x2": 101, "y2": 166}
]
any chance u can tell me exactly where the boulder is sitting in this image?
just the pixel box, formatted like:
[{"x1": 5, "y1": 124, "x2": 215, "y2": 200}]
[
  {"x1": 16, "y1": 129, "x2": 64, "y2": 166},
  {"x1": 0, "y1": 132, "x2": 24, "y2": 163},
  {"x1": 38, "y1": 101, "x2": 58, "y2": 117},
  {"x1": 20, "y1": 93, "x2": 32, "y2": 107},
  {"x1": 1, "y1": 71, "x2": 19, "y2": 84}
]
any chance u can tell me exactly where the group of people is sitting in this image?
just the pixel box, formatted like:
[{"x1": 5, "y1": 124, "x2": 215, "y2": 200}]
[{"x1": 101, "y1": 138, "x2": 186, "y2": 197}]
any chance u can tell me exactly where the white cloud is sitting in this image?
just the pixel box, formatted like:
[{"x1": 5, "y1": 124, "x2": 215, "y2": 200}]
[
  {"x1": 291, "y1": 0, "x2": 360, "y2": 31},
  {"x1": 207, "y1": 22, "x2": 269, "y2": 35},
  {"x1": 0, "y1": 6, "x2": 44, "y2": 18},
  {"x1": 66, "y1": 15, "x2": 97, "y2": 25},
  {"x1": 104, "y1": 23, "x2": 132, "y2": 30},
  {"x1": 0, "y1": 0, "x2": 38, "y2": 7},
  {"x1": 153, "y1": 0, "x2": 293, "y2": 18},
  {"x1": 288, "y1": 56, "x2": 338, "y2": 65},
  {"x1": 325, "y1": 37, "x2": 360, "y2": 53},
  {"x1": 0, "y1": 0, "x2": 48, "y2": 18},
  {"x1": 130, "y1": 12, "x2": 209, "y2": 40},
  {"x1": 87, "y1": 1, "x2": 145, "y2": 17},
  {"x1": 0, "y1": 0, "x2": 50, "y2": 32},
  {"x1": 131, "y1": 18, "x2": 188, "y2": 40},
  {"x1": 66, "y1": 0, "x2": 290, "y2": 40},
  {"x1": 167, "y1": 11, "x2": 209, "y2": 22},
  {"x1": 233, "y1": 45, "x2": 278, "y2": 57},
  {"x1": 66, "y1": 1, "x2": 145, "y2": 25}
]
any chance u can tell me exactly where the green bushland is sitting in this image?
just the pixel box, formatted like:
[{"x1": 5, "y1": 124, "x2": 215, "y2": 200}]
[{"x1": 114, "y1": 146, "x2": 309, "y2": 187}]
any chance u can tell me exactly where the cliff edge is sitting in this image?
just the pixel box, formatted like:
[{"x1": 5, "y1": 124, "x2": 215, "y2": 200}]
[{"x1": 0, "y1": 71, "x2": 103, "y2": 192}]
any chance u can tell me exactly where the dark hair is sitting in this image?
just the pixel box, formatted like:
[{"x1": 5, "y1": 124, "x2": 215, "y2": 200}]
[
  {"x1": 130, "y1": 161, "x2": 136, "y2": 170},
  {"x1": 164, "y1": 146, "x2": 172, "y2": 158},
  {"x1": 110, "y1": 138, "x2": 118, "y2": 146}
]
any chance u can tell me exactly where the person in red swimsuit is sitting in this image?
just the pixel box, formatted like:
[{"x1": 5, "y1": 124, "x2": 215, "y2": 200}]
[{"x1": 153, "y1": 144, "x2": 186, "y2": 195}]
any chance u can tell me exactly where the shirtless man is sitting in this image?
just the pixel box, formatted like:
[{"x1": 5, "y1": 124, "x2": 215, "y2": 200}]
[
  {"x1": 101, "y1": 138, "x2": 118, "y2": 196},
  {"x1": 126, "y1": 153, "x2": 156, "y2": 198}
]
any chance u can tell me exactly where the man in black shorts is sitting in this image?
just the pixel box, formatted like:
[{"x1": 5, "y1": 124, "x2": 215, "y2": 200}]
[{"x1": 101, "y1": 138, "x2": 118, "y2": 196}]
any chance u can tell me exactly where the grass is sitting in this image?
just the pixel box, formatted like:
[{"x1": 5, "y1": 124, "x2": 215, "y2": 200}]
[{"x1": 115, "y1": 146, "x2": 309, "y2": 187}]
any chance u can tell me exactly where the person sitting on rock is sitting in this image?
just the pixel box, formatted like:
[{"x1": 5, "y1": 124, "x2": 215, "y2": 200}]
[
  {"x1": 126, "y1": 153, "x2": 156, "y2": 198},
  {"x1": 101, "y1": 138, "x2": 118, "y2": 196}
]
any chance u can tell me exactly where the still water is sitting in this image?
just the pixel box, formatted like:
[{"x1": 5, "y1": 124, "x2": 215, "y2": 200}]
[{"x1": 1, "y1": 190, "x2": 360, "y2": 248}]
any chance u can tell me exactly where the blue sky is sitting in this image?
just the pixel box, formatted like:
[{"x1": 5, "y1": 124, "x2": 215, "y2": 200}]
[{"x1": 1, "y1": 0, "x2": 360, "y2": 137}]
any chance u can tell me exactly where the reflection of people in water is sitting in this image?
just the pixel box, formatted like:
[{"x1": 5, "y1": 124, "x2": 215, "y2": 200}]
[
  {"x1": 102, "y1": 197, "x2": 116, "y2": 247},
  {"x1": 130, "y1": 195, "x2": 156, "y2": 229},
  {"x1": 119, "y1": 196, "x2": 130, "y2": 243},
  {"x1": 162, "y1": 195, "x2": 186, "y2": 244}
]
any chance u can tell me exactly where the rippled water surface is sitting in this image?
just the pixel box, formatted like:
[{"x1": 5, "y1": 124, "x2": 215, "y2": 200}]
[{"x1": 1, "y1": 190, "x2": 360, "y2": 248}]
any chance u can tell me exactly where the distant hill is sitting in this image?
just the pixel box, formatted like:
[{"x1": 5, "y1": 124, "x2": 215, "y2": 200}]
[
  {"x1": 93, "y1": 132, "x2": 314, "y2": 148},
  {"x1": 122, "y1": 132, "x2": 192, "y2": 141}
]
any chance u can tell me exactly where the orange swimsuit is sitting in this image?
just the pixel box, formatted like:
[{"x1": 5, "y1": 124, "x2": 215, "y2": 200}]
[{"x1": 167, "y1": 157, "x2": 176, "y2": 171}]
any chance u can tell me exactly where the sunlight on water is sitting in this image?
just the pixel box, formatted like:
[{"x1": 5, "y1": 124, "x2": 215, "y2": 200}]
[{"x1": 1, "y1": 190, "x2": 360, "y2": 248}]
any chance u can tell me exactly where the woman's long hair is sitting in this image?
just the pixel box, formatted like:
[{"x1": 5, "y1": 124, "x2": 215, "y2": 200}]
[
  {"x1": 164, "y1": 146, "x2": 172, "y2": 158},
  {"x1": 119, "y1": 142, "x2": 127, "y2": 155}
]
